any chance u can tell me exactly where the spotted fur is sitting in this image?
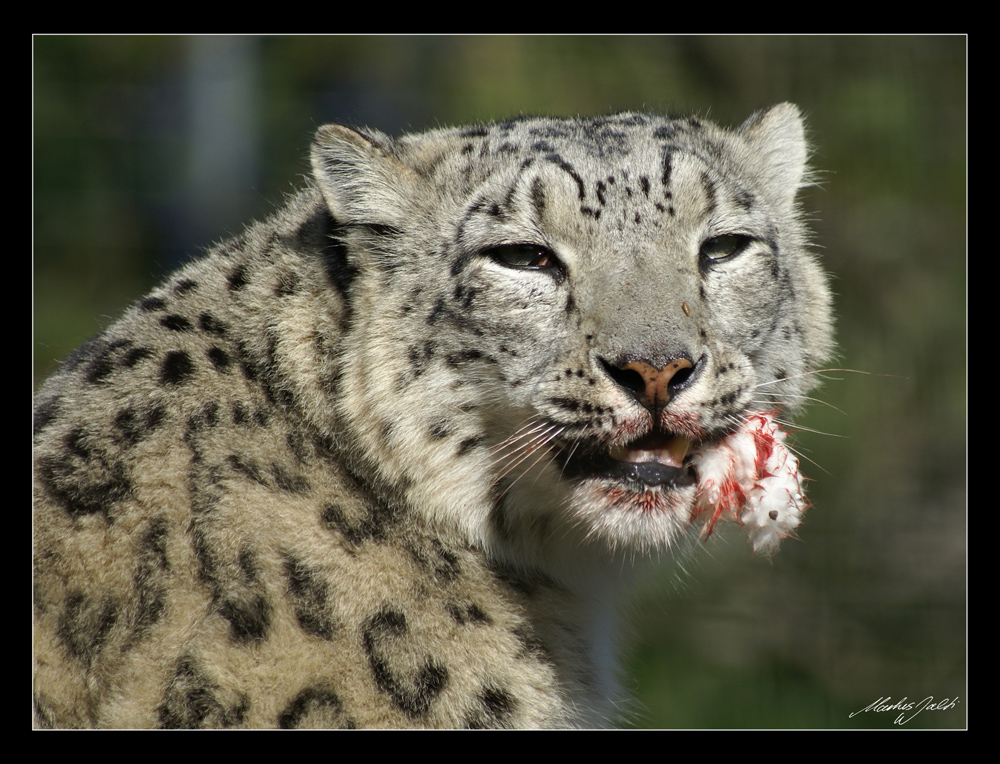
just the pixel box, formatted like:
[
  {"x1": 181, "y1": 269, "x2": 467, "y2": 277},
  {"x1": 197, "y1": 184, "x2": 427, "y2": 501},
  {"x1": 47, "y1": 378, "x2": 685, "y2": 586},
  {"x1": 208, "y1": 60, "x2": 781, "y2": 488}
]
[{"x1": 33, "y1": 104, "x2": 833, "y2": 728}]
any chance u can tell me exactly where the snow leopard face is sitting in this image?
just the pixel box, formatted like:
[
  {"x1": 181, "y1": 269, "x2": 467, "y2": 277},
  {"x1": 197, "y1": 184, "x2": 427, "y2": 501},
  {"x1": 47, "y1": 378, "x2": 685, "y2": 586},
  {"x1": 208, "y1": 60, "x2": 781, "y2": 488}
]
[{"x1": 312, "y1": 105, "x2": 832, "y2": 563}]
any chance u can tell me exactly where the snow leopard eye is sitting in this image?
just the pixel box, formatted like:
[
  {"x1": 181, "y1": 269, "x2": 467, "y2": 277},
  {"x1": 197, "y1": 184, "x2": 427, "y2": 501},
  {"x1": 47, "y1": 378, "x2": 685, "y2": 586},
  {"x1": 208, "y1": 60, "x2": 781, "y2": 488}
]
[
  {"x1": 486, "y1": 244, "x2": 565, "y2": 281},
  {"x1": 699, "y1": 234, "x2": 753, "y2": 263}
]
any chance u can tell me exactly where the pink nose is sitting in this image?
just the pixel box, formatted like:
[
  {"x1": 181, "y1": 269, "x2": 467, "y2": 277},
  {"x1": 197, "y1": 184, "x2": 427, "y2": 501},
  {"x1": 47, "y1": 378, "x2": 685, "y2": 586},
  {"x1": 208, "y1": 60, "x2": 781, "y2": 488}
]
[{"x1": 618, "y1": 358, "x2": 694, "y2": 411}]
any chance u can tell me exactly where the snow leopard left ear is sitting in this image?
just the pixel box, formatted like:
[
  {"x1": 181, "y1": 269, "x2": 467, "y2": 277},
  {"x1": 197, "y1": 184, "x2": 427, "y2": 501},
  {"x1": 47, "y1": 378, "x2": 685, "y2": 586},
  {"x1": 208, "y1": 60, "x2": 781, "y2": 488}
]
[
  {"x1": 737, "y1": 103, "x2": 809, "y2": 210},
  {"x1": 310, "y1": 124, "x2": 420, "y2": 228}
]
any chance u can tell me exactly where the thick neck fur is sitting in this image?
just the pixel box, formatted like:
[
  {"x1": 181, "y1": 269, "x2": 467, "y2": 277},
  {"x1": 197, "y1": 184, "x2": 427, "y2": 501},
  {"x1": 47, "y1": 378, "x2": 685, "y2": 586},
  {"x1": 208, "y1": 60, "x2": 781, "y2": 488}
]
[{"x1": 242, "y1": 190, "x2": 637, "y2": 725}]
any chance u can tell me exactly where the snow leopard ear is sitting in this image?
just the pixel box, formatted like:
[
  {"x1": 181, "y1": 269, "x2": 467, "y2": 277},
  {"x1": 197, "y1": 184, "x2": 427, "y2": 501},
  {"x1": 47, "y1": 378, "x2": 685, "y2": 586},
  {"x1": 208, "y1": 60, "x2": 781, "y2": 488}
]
[
  {"x1": 310, "y1": 124, "x2": 420, "y2": 227},
  {"x1": 737, "y1": 102, "x2": 809, "y2": 209}
]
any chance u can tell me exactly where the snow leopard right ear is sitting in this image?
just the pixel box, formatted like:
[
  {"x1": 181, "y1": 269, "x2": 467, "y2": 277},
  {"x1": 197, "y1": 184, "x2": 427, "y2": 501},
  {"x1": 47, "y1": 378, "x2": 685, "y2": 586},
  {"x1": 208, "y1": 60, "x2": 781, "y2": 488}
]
[{"x1": 310, "y1": 124, "x2": 421, "y2": 228}]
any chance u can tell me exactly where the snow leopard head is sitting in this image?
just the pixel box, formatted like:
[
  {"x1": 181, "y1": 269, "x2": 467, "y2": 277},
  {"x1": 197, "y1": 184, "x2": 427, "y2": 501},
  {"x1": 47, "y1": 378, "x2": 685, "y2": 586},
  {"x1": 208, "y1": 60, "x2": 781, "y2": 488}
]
[{"x1": 310, "y1": 105, "x2": 833, "y2": 567}]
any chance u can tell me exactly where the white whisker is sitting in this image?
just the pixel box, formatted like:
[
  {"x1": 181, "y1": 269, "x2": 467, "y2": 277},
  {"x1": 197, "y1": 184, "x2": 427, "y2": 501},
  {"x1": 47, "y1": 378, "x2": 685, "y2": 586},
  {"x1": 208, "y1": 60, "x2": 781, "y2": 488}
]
[
  {"x1": 492, "y1": 423, "x2": 563, "y2": 486},
  {"x1": 490, "y1": 419, "x2": 549, "y2": 456}
]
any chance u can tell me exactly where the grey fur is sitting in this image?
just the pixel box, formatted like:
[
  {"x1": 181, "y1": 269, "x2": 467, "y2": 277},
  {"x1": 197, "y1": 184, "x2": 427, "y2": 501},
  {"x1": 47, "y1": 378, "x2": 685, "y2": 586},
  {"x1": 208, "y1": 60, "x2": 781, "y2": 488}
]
[{"x1": 33, "y1": 105, "x2": 833, "y2": 728}]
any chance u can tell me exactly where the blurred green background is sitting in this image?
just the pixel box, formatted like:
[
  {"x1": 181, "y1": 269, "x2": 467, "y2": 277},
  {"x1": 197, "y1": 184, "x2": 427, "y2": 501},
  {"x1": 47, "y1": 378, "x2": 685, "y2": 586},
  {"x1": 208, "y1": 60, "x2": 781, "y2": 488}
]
[{"x1": 33, "y1": 36, "x2": 966, "y2": 729}]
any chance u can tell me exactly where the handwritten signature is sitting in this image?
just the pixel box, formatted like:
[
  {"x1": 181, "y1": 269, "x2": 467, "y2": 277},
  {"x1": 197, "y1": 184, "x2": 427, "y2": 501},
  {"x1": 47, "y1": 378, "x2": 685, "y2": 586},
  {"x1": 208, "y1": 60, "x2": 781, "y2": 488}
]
[{"x1": 849, "y1": 696, "x2": 961, "y2": 726}]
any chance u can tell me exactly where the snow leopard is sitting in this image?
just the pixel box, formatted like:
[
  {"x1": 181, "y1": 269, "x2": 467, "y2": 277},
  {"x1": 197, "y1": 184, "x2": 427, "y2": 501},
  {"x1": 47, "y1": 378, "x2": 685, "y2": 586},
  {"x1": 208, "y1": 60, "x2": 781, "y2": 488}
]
[{"x1": 33, "y1": 103, "x2": 833, "y2": 728}]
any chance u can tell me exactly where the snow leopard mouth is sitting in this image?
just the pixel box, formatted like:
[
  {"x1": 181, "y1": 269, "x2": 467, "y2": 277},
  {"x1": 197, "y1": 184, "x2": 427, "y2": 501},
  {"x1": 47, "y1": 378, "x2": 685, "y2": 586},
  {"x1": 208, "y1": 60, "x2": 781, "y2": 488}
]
[{"x1": 556, "y1": 431, "x2": 697, "y2": 490}]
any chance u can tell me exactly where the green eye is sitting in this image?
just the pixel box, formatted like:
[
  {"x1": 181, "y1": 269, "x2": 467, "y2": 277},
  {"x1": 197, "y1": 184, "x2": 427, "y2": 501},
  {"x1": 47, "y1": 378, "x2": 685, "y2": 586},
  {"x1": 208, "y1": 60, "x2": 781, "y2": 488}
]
[
  {"x1": 700, "y1": 234, "x2": 752, "y2": 262},
  {"x1": 487, "y1": 244, "x2": 564, "y2": 278}
]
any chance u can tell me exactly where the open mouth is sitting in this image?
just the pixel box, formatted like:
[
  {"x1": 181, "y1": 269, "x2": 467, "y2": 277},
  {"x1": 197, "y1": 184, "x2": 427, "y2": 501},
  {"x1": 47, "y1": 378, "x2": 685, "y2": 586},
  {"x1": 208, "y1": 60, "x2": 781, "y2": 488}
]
[{"x1": 556, "y1": 431, "x2": 698, "y2": 490}]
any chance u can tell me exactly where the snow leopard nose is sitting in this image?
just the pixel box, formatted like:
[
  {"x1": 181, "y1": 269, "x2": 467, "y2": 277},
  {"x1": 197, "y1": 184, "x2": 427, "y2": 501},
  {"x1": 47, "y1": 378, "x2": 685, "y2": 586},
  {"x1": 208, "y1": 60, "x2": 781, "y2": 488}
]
[{"x1": 602, "y1": 356, "x2": 698, "y2": 413}]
